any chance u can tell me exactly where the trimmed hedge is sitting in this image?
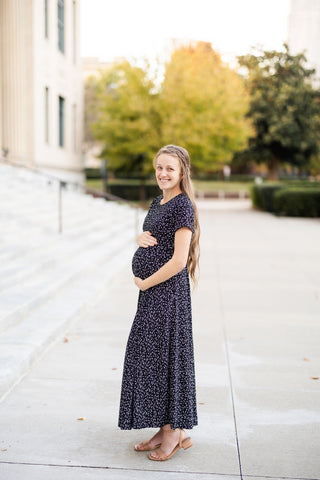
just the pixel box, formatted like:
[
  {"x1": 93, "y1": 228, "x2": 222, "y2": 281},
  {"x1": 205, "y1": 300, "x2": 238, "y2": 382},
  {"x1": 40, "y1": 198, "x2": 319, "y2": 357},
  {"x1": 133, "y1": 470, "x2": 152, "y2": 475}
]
[
  {"x1": 279, "y1": 181, "x2": 320, "y2": 188},
  {"x1": 227, "y1": 174, "x2": 256, "y2": 182},
  {"x1": 84, "y1": 168, "x2": 155, "y2": 181},
  {"x1": 84, "y1": 168, "x2": 102, "y2": 179},
  {"x1": 273, "y1": 188, "x2": 320, "y2": 217},
  {"x1": 250, "y1": 184, "x2": 284, "y2": 212},
  {"x1": 107, "y1": 183, "x2": 160, "y2": 201},
  {"x1": 251, "y1": 182, "x2": 320, "y2": 217}
]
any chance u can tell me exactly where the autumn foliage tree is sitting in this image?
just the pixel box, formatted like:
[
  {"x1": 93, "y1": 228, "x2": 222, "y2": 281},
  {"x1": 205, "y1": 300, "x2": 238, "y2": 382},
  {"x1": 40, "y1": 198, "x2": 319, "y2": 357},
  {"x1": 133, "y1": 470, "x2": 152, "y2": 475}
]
[
  {"x1": 91, "y1": 60, "x2": 161, "y2": 178},
  {"x1": 238, "y1": 44, "x2": 320, "y2": 179},
  {"x1": 161, "y1": 42, "x2": 251, "y2": 172},
  {"x1": 90, "y1": 42, "x2": 251, "y2": 179}
]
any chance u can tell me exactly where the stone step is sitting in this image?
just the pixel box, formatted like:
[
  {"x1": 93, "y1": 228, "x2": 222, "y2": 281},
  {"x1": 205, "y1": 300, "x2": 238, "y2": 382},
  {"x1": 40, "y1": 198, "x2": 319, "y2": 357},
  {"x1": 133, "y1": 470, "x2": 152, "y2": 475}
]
[
  {"x1": 0, "y1": 161, "x2": 141, "y2": 399},
  {"x1": 0, "y1": 218, "x2": 133, "y2": 290},
  {"x1": 0, "y1": 228, "x2": 134, "y2": 335},
  {"x1": 1, "y1": 193, "x2": 135, "y2": 237},
  {"x1": 1, "y1": 197, "x2": 102, "y2": 231},
  {"x1": 0, "y1": 238, "x2": 134, "y2": 400},
  {"x1": 0, "y1": 206, "x2": 133, "y2": 265}
]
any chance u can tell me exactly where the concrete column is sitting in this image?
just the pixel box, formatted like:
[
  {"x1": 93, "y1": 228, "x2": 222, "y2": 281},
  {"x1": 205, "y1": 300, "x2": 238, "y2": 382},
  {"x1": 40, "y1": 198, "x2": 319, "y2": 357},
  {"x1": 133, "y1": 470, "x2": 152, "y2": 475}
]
[{"x1": 0, "y1": 0, "x2": 34, "y2": 165}]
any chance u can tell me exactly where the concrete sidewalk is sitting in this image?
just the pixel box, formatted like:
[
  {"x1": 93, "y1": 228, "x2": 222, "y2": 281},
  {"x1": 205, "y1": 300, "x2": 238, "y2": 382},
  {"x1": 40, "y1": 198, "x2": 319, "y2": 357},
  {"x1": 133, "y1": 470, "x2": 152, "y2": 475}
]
[{"x1": 0, "y1": 200, "x2": 319, "y2": 480}]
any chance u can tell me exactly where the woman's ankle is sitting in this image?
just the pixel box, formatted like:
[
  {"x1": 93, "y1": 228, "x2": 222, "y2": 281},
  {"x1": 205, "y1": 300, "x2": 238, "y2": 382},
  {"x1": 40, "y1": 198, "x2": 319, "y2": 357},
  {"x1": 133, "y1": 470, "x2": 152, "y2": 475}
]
[{"x1": 162, "y1": 425, "x2": 180, "y2": 434}]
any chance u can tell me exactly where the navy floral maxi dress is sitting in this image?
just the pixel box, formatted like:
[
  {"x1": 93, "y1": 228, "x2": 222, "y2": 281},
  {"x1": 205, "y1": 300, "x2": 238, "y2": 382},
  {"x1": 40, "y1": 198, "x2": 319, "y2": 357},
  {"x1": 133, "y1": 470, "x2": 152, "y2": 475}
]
[{"x1": 118, "y1": 193, "x2": 198, "y2": 430}]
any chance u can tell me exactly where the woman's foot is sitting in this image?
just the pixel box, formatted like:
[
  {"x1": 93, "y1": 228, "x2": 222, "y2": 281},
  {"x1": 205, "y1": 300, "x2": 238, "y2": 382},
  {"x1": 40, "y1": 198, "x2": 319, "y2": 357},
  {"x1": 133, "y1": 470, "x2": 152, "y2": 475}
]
[
  {"x1": 134, "y1": 428, "x2": 163, "y2": 451},
  {"x1": 148, "y1": 426, "x2": 192, "y2": 461}
]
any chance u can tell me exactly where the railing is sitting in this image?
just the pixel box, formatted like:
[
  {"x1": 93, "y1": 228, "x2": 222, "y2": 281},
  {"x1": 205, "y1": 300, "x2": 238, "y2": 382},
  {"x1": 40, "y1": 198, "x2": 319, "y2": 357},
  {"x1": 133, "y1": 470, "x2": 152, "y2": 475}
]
[{"x1": 0, "y1": 156, "x2": 141, "y2": 237}]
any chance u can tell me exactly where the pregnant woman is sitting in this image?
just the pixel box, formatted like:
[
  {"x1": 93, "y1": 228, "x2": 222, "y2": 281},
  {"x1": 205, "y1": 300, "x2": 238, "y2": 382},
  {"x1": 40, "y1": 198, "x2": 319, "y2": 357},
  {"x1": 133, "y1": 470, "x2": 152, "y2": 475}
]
[{"x1": 118, "y1": 145, "x2": 200, "y2": 461}]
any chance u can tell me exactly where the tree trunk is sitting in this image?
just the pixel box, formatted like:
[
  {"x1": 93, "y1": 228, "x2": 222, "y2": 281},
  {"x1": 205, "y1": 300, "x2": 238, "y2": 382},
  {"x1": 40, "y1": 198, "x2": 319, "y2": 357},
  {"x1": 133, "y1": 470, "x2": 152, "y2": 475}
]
[{"x1": 267, "y1": 157, "x2": 279, "y2": 181}]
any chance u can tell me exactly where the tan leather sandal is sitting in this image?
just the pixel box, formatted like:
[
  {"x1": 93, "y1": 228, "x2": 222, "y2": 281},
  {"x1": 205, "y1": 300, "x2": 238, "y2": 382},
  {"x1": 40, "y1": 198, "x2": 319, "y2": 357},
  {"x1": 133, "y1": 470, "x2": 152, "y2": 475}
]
[
  {"x1": 148, "y1": 429, "x2": 193, "y2": 461},
  {"x1": 134, "y1": 440, "x2": 161, "y2": 452}
]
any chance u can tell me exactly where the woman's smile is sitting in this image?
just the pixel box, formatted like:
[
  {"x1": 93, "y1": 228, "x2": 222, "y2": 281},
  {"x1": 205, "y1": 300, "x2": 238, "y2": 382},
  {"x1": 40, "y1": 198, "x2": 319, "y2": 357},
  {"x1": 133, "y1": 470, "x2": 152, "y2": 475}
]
[{"x1": 159, "y1": 178, "x2": 170, "y2": 185}]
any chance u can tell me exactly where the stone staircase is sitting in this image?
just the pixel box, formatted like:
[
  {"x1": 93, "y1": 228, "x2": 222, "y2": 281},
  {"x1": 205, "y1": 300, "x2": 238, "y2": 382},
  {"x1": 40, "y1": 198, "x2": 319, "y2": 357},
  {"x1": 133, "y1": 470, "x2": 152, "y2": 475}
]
[{"x1": 0, "y1": 162, "x2": 143, "y2": 399}]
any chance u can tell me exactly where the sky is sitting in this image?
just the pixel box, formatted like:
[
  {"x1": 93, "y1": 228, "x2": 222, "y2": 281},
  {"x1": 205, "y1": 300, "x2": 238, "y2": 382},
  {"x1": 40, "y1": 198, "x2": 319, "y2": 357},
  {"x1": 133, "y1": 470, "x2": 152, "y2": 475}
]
[{"x1": 80, "y1": 0, "x2": 292, "y2": 64}]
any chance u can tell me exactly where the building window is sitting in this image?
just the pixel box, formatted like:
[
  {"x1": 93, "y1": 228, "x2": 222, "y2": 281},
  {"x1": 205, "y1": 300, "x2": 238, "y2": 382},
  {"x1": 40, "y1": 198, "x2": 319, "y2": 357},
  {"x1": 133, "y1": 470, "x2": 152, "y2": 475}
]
[
  {"x1": 58, "y1": 0, "x2": 64, "y2": 53},
  {"x1": 44, "y1": 0, "x2": 49, "y2": 38},
  {"x1": 72, "y1": 1, "x2": 77, "y2": 64},
  {"x1": 58, "y1": 96, "x2": 65, "y2": 147},
  {"x1": 45, "y1": 87, "x2": 49, "y2": 143}
]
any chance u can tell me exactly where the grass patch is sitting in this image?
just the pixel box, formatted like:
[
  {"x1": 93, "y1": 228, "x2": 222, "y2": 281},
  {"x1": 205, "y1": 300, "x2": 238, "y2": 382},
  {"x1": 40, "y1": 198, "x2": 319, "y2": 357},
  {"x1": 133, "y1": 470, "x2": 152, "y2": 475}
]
[{"x1": 86, "y1": 179, "x2": 104, "y2": 190}]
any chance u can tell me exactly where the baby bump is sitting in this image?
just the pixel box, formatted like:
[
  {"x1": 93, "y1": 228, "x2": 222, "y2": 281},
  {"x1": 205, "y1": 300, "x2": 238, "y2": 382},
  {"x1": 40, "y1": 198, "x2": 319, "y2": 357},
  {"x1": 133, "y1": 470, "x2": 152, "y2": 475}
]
[{"x1": 132, "y1": 245, "x2": 172, "y2": 279}]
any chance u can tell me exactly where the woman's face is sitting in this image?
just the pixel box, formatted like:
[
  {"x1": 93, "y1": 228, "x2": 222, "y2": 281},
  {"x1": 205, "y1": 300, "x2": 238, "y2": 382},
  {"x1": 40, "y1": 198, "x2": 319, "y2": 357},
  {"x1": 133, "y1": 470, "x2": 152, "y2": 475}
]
[{"x1": 155, "y1": 154, "x2": 182, "y2": 193}]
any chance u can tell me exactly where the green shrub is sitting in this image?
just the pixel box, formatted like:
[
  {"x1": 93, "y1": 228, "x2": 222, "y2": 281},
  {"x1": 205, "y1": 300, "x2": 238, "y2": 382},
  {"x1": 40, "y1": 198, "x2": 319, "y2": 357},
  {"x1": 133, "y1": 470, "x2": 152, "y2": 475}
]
[
  {"x1": 282, "y1": 181, "x2": 320, "y2": 189},
  {"x1": 108, "y1": 183, "x2": 160, "y2": 201},
  {"x1": 250, "y1": 184, "x2": 284, "y2": 212},
  {"x1": 84, "y1": 168, "x2": 101, "y2": 179},
  {"x1": 251, "y1": 181, "x2": 320, "y2": 215},
  {"x1": 273, "y1": 188, "x2": 320, "y2": 217}
]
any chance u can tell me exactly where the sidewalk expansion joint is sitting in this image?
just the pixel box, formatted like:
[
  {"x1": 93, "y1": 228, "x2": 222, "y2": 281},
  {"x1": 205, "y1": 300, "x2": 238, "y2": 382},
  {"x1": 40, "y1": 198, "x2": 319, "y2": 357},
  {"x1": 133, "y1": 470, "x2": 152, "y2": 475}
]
[
  {"x1": 0, "y1": 460, "x2": 242, "y2": 477},
  {"x1": 1, "y1": 462, "x2": 318, "y2": 480},
  {"x1": 244, "y1": 474, "x2": 320, "y2": 480},
  {"x1": 213, "y1": 242, "x2": 243, "y2": 480}
]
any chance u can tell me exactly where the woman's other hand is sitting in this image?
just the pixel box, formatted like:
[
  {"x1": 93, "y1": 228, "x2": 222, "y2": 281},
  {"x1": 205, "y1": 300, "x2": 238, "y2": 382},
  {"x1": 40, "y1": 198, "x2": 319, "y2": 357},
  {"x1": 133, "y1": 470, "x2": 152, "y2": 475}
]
[
  {"x1": 136, "y1": 231, "x2": 158, "y2": 248},
  {"x1": 134, "y1": 277, "x2": 147, "y2": 291}
]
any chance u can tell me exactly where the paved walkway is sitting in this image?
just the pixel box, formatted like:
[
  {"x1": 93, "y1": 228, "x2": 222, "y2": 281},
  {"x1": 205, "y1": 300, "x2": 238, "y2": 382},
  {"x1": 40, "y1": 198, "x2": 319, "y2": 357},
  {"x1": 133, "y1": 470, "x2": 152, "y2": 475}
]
[{"x1": 0, "y1": 200, "x2": 319, "y2": 480}]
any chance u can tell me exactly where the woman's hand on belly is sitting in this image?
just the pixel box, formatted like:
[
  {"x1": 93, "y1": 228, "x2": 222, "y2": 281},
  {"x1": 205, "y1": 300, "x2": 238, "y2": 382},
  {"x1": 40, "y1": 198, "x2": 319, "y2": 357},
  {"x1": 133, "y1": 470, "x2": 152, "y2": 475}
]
[
  {"x1": 136, "y1": 231, "x2": 158, "y2": 248},
  {"x1": 134, "y1": 276, "x2": 146, "y2": 291}
]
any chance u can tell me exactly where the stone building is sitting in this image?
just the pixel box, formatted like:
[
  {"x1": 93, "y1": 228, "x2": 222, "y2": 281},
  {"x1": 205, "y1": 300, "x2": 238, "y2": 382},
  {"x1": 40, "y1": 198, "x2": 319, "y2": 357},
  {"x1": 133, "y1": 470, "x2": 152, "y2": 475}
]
[{"x1": 0, "y1": 0, "x2": 83, "y2": 181}]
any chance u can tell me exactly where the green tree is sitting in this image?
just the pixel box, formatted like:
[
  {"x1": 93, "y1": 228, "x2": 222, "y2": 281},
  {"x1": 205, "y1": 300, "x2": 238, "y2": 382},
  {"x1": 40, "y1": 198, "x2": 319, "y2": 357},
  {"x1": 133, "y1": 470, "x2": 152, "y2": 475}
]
[
  {"x1": 92, "y1": 60, "x2": 161, "y2": 182},
  {"x1": 238, "y1": 44, "x2": 320, "y2": 180},
  {"x1": 160, "y1": 41, "x2": 251, "y2": 173}
]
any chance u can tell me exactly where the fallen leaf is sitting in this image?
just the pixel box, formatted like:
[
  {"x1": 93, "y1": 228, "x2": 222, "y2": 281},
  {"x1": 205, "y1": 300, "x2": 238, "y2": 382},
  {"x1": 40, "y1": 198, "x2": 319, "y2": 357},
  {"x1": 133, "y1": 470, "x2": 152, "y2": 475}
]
[
  {"x1": 199, "y1": 402, "x2": 205, "y2": 405},
  {"x1": 310, "y1": 377, "x2": 319, "y2": 380},
  {"x1": 1, "y1": 448, "x2": 7, "y2": 451},
  {"x1": 112, "y1": 368, "x2": 117, "y2": 371},
  {"x1": 77, "y1": 417, "x2": 85, "y2": 420},
  {"x1": 303, "y1": 358, "x2": 310, "y2": 362},
  {"x1": 63, "y1": 337, "x2": 69, "y2": 343}
]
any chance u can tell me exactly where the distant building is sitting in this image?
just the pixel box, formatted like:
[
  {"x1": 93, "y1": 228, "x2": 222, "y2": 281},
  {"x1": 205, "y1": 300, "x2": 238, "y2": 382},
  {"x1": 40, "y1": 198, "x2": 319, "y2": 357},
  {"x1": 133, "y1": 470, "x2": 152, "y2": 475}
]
[
  {"x1": 82, "y1": 57, "x2": 113, "y2": 80},
  {"x1": 288, "y1": 0, "x2": 320, "y2": 81},
  {"x1": 0, "y1": 0, "x2": 83, "y2": 182}
]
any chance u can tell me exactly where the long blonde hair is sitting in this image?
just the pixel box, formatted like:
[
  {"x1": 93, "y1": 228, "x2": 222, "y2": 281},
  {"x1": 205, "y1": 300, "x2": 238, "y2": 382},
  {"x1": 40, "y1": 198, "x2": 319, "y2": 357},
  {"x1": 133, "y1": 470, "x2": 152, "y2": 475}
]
[{"x1": 154, "y1": 145, "x2": 200, "y2": 286}]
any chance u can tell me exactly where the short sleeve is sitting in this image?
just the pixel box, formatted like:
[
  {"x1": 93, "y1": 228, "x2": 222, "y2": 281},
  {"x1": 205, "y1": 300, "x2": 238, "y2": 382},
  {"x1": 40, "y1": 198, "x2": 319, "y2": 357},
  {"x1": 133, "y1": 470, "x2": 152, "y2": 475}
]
[{"x1": 174, "y1": 196, "x2": 194, "y2": 234}]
